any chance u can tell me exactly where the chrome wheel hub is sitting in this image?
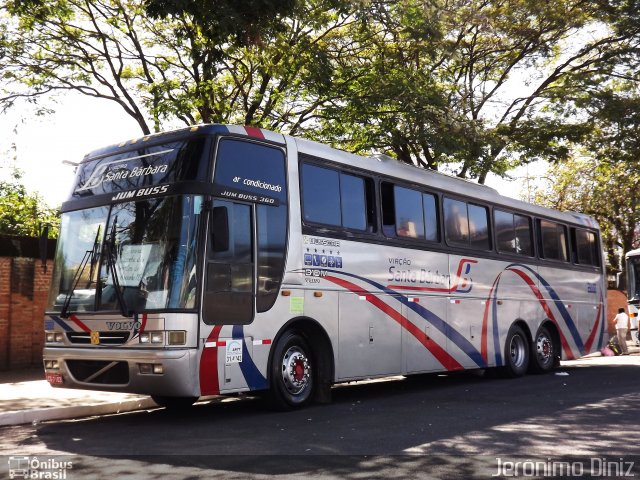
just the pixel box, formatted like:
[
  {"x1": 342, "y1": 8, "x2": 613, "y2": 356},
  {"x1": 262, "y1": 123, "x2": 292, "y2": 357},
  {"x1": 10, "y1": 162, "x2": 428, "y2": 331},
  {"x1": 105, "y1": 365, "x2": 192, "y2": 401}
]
[
  {"x1": 510, "y1": 334, "x2": 526, "y2": 368},
  {"x1": 281, "y1": 346, "x2": 311, "y2": 395}
]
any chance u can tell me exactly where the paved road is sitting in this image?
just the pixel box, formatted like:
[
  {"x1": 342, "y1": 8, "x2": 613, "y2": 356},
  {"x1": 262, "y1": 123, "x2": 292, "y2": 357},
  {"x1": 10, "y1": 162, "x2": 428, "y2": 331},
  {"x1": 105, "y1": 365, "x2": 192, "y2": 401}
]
[{"x1": 1, "y1": 356, "x2": 639, "y2": 479}]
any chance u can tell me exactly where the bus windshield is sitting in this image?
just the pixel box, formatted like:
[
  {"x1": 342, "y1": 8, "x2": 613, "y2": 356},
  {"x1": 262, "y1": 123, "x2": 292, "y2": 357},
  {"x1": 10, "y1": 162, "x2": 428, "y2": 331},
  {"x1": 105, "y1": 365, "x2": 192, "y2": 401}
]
[
  {"x1": 48, "y1": 195, "x2": 202, "y2": 314},
  {"x1": 628, "y1": 256, "x2": 640, "y2": 303}
]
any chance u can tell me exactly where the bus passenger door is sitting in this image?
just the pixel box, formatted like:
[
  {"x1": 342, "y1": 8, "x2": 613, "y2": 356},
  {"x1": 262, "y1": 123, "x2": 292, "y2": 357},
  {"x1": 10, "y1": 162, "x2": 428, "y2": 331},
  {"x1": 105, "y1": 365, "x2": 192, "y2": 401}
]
[
  {"x1": 337, "y1": 292, "x2": 402, "y2": 379},
  {"x1": 202, "y1": 199, "x2": 254, "y2": 326}
]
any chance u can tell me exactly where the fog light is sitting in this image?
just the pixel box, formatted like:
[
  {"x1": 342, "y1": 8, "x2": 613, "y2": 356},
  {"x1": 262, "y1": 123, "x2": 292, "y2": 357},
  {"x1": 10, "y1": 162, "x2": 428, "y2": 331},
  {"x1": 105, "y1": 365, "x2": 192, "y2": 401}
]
[
  {"x1": 139, "y1": 333, "x2": 150, "y2": 344},
  {"x1": 139, "y1": 363, "x2": 153, "y2": 374},
  {"x1": 153, "y1": 364, "x2": 164, "y2": 374},
  {"x1": 168, "y1": 331, "x2": 186, "y2": 345},
  {"x1": 151, "y1": 332, "x2": 163, "y2": 344},
  {"x1": 44, "y1": 360, "x2": 59, "y2": 369}
]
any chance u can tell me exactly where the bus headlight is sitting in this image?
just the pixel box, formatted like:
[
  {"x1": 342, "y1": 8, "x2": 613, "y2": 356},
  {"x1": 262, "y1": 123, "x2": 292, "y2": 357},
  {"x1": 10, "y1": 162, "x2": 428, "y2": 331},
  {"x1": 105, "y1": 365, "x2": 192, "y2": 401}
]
[
  {"x1": 150, "y1": 332, "x2": 164, "y2": 344},
  {"x1": 139, "y1": 331, "x2": 185, "y2": 345},
  {"x1": 46, "y1": 332, "x2": 64, "y2": 343}
]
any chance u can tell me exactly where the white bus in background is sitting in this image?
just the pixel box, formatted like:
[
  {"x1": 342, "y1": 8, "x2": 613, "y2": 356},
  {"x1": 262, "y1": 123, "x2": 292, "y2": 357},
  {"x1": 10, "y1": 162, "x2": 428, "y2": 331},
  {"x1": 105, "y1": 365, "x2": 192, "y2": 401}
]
[
  {"x1": 626, "y1": 249, "x2": 640, "y2": 346},
  {"x1": 43, "y1": 124, "x2": 606, "y2": 410}
]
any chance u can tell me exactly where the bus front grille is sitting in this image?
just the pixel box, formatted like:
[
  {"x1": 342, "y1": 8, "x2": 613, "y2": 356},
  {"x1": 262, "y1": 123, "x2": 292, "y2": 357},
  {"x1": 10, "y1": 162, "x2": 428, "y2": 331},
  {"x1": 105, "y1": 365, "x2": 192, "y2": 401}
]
[
  {"x1": 66, "y1": 360, "x2": 129, "y2": 385},
  {"x1": 66, "y1": 331, "x2": 130, "y2": 345}
]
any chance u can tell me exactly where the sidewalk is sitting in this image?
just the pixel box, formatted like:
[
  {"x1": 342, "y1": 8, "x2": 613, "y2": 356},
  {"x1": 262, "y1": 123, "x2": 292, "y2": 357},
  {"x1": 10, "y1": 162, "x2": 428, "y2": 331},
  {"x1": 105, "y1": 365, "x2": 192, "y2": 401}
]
[
  {"x1": 0, "y1": 368, "x2": 156, "y2": 426},
  {"x1": 1, "y1": 342, "x2": 639, "y2": 427}
]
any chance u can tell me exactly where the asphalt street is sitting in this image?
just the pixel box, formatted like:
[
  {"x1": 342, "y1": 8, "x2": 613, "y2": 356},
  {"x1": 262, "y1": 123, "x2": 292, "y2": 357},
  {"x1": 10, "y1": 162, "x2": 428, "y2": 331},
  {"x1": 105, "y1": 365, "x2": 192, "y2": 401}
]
[{"x1": 1, "y1": 355, "x2": 639, "y2": 479}]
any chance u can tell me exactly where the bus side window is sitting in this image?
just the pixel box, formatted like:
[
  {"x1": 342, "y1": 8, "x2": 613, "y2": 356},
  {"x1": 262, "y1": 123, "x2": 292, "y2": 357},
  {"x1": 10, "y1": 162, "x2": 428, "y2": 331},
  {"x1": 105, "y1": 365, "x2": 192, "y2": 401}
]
[
  {"x1": 301, "y1": 161, "x2": 373, "y2": 232},
  {"x1": 301, "y1": 164, "x2": 341, "y2": 226},
  {"x1": 394, "y1": 186, "x2": 425, "y2": 239},
  {"x1": 495, "y1": 209, "x2": 516, "y2": 253},
  {"x1": 572, "y1": 228, "x2": 599, "y2": 266},
  {"x1": 514, "y1": 214, "x2": 533, "y2": 256},
  {"x1": 423, "y1": 193, "x2": 439, "y2": 242},
  {"x1": 444, "y1": 197, "x2": 469, "y2": 245},
  {"x1": 381, "y1": 182, "x2": 396, "y2": 237},
  {"x1": 539, "y1": 220, "x2": 569, "y2": 262},
  {"x1": 468, "y1": 204, "x2": 490, "y2": 250}
]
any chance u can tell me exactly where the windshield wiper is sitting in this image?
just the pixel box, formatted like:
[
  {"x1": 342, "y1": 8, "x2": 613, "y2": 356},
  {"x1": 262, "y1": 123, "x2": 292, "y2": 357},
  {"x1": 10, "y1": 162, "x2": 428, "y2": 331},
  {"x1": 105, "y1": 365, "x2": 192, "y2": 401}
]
[
  {"x1": 60, "y1": 226, "x2": 101, "y2": 318},
  {"x1": 102, "y1": 219, "x2": 132, "y2": 318}
]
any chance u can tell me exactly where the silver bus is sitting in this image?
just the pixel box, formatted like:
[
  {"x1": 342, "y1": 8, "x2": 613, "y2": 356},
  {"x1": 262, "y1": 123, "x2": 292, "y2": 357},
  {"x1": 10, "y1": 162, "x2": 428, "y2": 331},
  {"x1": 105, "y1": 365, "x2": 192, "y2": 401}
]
[
  {"x1": 626, "y1": 248, "x2": 640, "y2": 346},
  {"x1": 43, "y1": 124, "x2": 606, "y2": 409}
]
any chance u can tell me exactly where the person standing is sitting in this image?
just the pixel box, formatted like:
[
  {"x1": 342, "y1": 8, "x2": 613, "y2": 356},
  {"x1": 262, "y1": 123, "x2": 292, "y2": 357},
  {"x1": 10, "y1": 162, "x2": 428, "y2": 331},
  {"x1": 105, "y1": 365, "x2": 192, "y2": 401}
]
[{"x1": 614, "y1": 307, "x2": 630, "y2": 355}]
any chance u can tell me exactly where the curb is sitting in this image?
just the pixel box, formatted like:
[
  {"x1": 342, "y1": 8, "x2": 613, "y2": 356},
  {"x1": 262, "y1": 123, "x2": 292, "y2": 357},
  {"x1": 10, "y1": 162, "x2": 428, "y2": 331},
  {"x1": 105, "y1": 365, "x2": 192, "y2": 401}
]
[{"x1": 0, "y1": 397, "x2": 158, "y2": 427}]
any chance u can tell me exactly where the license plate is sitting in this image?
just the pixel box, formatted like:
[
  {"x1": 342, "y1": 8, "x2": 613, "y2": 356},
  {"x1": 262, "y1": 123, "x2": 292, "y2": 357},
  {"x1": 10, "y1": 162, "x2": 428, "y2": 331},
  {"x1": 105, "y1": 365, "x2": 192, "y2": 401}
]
[{"x1": 46, "y1": 372, "x2": 64, "y2": 385}]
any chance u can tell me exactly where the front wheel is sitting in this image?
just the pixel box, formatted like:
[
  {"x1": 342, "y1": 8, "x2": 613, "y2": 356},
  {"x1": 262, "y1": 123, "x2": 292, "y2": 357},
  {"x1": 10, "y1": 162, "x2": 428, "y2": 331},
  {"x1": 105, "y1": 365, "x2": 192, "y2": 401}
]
[
  {"x1": 268, "y1": 331, "x2": 314, "y2": 410},
  {"x1": 529, "y1": 325, "x2": 558, "y2": 374},
  {"x1": 502, "y1": 324, "x2": 530, "y2": 378}
]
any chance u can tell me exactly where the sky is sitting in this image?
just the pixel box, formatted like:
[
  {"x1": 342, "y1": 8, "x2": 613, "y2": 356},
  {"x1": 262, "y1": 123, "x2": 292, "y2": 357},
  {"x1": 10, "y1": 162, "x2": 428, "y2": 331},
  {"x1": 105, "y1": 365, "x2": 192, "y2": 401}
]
[{"x1": 0, "y1": 94, "x2": 542, "y2": 208}]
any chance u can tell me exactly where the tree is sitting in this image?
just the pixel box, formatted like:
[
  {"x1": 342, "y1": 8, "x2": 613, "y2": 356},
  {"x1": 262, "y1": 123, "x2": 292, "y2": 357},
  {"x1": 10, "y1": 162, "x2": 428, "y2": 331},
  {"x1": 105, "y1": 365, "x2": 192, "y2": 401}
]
[
  {"x1": 0, "y1": 168, "x2": 59, "y2": 238},
  {"x1": 0, "y1": 0, "x2": 360, "y2": 134},
  {"x1": 2, "y1": 0, "x2": 639, "y2": 185},
  {"x1": 312, "y1": 0, "x2": 640, "y2": 182},
  {"x1": 532, "y1": 83, "x2": 640, "y2": 285}
]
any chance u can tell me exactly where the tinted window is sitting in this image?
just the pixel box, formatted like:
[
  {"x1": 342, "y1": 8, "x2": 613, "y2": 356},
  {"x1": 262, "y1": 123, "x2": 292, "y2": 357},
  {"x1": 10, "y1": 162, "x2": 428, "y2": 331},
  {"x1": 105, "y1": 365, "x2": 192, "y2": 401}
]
[
  {"x1": 214, "y1": 139, "x2": 287, "y2": 204},
  {"x1": 301, "y1": 162, "x2": 371, "y2": 231},
  {"x1": 423, "y1": 193, "x2": 439, "y2": 242},
  {"x1": 340, "y1": 174, "x2": 367, "y2": 230},
  {"x1": 495, "y1": 209, "x2": 515, "y2": 253},
  {"x1": 444, "y1": 198, "x2": 469, "y2": 245},
  {"x1": 73, "y1": 138, "x2": 208, "y2": 198},
  {"x1": 468, "y1": 204, "x2": 490, "y2": 250},
  {"x1": 514, "y1": 214, "x2": 533, "y2": 256},
  {"x1": 204, "y1": 200, "x2": 254, "y2": 324},
  {"x1": 539, "y1": 220, "x2": 568, "y2": 262},
  {"x1": 394, "y1": 186, "x2": 425, "y2": 239},
  {"x1": 574, "y1": 228, "x2": 599, "y2": 266},
  {"x1": 301, "y1": 164, "x2": 341, "y2": 226},
  {"x1": 495, "y1": 210, "x2": 533, "y2": 256},
  {"x1": 257, "y1": 204, "x2": 287, "y2": 312}
]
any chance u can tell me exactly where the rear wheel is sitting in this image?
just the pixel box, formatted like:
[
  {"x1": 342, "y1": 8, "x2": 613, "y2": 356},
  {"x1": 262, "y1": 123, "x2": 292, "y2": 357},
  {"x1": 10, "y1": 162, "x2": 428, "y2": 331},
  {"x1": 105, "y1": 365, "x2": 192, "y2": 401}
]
[
  {"x1": 151, "y1": 395, "x2": 198, "y2": 409},
  {"x1": 268, "y1": 331, "x2": 314, "y2": 410},
  {"x1": 502, "y1": 324, "x2": 530, "y2": 378},
  {"x1": 529, "y1": 325, "x2": 557, "y2": 373}
]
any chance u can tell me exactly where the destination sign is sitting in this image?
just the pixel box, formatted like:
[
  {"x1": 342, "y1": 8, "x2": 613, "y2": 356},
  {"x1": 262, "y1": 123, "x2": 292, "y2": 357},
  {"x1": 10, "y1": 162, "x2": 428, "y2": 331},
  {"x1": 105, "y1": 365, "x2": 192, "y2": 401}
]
[{"x1": 71, "y1": 138, "x2": 208, "y2": 198}]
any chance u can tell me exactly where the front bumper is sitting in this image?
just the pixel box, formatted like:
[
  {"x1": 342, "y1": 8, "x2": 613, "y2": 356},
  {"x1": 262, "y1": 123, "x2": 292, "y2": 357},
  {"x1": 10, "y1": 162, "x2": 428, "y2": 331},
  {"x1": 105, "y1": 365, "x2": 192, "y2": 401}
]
[{"x1": 43, "y1": 347, "x2": 200, "y2": 397}]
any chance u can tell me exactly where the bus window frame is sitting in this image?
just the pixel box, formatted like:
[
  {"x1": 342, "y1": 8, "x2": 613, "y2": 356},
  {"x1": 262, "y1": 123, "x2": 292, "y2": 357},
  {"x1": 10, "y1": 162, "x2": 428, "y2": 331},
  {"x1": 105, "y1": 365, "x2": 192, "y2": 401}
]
[{"x1": 299, "y1": 156, "x2": 377, "y2": 237}]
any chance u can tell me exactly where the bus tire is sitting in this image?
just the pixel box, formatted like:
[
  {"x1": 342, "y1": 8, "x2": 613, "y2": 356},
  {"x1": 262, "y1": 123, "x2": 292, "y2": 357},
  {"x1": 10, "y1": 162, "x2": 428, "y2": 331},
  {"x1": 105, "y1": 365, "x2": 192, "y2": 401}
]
[
  {"x1": 502, "y1": 324, "x2": 529, "y2": 378},
  {"x1": 269, "y1": 331, "x2": 314, "y2": 410},
  {"x1": 151, "y1": 395, "x2": 198, "y2": 409},
  {"x1": 529, "y1": 325, "x2": 557, "y2": 374}
]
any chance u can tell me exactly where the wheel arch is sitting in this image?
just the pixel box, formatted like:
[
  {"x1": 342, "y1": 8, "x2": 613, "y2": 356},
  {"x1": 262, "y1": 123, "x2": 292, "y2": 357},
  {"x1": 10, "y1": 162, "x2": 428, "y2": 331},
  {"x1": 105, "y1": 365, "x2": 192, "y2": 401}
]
[
  {"x1": 268, "y1": 316, "x2": 335, "y2": 403},
  {"x1": 512, "y1": 318, "x2": 533, "y2": 343}
]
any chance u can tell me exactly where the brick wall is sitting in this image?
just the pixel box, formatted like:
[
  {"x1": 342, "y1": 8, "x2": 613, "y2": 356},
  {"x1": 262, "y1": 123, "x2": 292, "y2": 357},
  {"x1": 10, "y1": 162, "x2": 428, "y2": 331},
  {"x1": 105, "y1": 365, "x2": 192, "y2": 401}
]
[{"x1": 0, "y1": 235, "x2": 55, "y2": 371}]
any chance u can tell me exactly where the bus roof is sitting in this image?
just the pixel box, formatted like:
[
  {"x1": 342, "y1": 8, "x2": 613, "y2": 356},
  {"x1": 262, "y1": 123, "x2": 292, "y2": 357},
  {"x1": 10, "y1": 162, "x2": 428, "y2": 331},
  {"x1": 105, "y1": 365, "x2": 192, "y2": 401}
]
[
  {"x1": 626, "y1": 249, "x2": 640, "y2": 259},
  {"x1": 83, "y1": 123, "x2": 599, "y2": 230},
  {"x1": 293, "y1": 135, "x2": 599, "y2": 230}
]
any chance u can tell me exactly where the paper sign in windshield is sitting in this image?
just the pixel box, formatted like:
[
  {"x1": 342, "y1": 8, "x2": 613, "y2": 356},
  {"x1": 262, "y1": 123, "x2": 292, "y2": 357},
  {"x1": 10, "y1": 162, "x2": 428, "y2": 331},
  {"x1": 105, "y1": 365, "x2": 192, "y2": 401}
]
[{"x1": 116, "y1": 244, "x2": 153, "y2": 287}]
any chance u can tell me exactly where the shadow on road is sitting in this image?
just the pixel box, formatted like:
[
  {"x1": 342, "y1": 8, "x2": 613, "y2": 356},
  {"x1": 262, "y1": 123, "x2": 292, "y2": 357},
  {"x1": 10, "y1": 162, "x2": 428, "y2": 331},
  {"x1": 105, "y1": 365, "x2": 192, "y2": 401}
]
[{"x1": 19, "y1": 363, "x2": 640, "y2": 478}]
